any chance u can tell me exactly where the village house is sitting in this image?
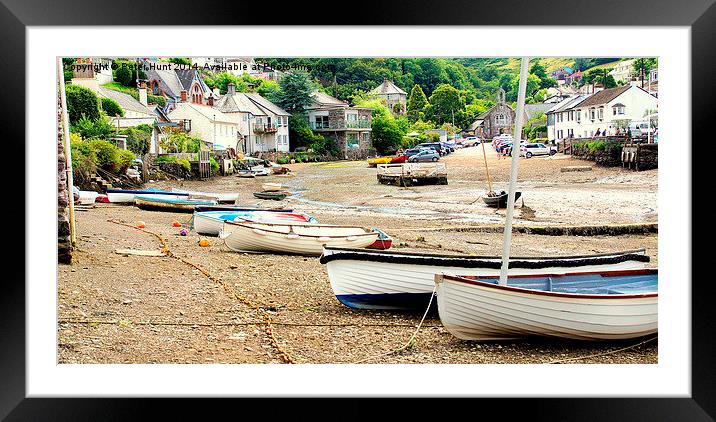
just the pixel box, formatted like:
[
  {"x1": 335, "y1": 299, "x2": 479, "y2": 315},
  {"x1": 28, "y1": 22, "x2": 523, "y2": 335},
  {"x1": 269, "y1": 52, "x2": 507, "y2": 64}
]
[
  {"x1": 546, "y1": 85, "x2": 658, "y2": 141},
  {"x1": 306, "y1": 91, "x2": 373, "y2": 159},
  {"x1": 212, "y1": 83, "x2": 290, "y2": 154},
  {"x1": 608, "y1": 59, "x2": 635, "y2": 83},
  {"x1": 143, "y1": 60, "x2": 217, "y2": 114},
  {"x1": 167, "y1": 100, "x2": 240, "y2": 150},
  {"x1": 369, "y1": 79, "x2": 407, "y2": 115}
]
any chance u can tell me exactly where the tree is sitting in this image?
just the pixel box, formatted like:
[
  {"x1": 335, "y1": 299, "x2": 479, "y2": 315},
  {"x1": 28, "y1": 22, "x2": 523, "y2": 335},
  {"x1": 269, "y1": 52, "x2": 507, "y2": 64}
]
[
  {"x1": 113, "y1": 59, "x2": 146, "y2": 88},
  {"x1": 101, "y1": 97, "x2": 124, "y2": 117},
  {"x1": 406, "y1": 84, "x2": 429, "y2": 121},
  {"x1": 256, "y1": 80, "x2": 281, "y2": 103},
  {"x1": 425, "y1": 84, "x2": 466, "y2": 126},
  {"x1": 123, "y1": 124, "x2": 153, "y2": 156},
  {"x1": 65, "y1": 84, "x2": 100, "y2": 124},
  {"x1": 203, "y1": 72, "x2": 247, "y2": 94},
  {"x1": 371, "y1": 114, "x2": 405, "y2": 154},
  {"x1": 275, "y1": 71, "x2": 317, "y2": 114},
  {"x1": 529, "y1": 61, "x2": 557, "y2": 89},
  {"x1": 288, "y1": 114, "x2": 324, "y2": 151},
  {"x1": 633, "y1": 58, "x2": 657, "y2": 87}
]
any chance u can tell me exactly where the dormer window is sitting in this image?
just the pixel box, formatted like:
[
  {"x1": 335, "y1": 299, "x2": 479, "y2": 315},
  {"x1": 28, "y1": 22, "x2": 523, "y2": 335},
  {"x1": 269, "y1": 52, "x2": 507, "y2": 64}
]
[{"x1": 612, "y1": 103, "x2": 626, "y2": 116}]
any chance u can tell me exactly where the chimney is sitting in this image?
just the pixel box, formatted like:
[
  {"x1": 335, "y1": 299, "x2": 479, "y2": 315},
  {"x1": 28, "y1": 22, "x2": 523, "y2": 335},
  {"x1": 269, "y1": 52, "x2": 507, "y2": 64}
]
[
  {"x1": 138, "y1": 81, "x2": 148, "y2": 107},
  {"x1": 227, "y1": 82, "x2": 236, "y2": 95},
  {"x1": 207, "y1": 96, "x2": 214, "y2": 107},
  {"x1": 181, "y1": 90, "x2": 188, "y2": 102}
]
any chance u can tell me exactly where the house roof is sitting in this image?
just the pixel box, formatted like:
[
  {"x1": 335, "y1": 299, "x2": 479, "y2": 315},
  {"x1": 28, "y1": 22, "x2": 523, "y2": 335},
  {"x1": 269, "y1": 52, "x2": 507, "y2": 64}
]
[
  {"x1": 524, "y1": 103, "x2": 552, "y2": 120},
  {"x1": 370, "y1": 80, "x2": 407, "y2": 96},
  {"x1": 573, "y1": 85, "x2": 632, "y2": 108},
  {"x1": 547, "y1": 95, "x2": 591, "y2": 113},
  {"x1": 97, "y1": 87, "x2": 152, "y2": 116},
  {"x1": 310, "y1": 91, "x2": 349, "y2": 108},
  {"x1": 214, "y1": 92, "x2": 267, "y2": 116},
  {"x1": 170, "y1": 102, "x2": 236, "y2": 124},
  {"x1": 244, "y1": 92, "x2": 290, "y2": 116}
]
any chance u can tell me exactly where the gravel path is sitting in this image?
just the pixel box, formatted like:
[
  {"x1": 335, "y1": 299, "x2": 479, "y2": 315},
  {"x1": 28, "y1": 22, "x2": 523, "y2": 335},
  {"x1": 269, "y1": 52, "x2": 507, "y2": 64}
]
[{"x1": 58, "y1": 148, "x2": 658, "y2": 364}]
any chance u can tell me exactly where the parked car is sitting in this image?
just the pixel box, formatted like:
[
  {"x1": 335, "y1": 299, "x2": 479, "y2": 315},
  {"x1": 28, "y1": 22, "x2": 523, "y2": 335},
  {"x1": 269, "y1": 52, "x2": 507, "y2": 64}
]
[
  {"x1": 415, "y1": 143, "x2": 445, "y2": 156},
  {"x1": 408, "y1": 149, "x2": 440, "y2": 162},
  {"x1": 404, "y1": 148, "x2": 422, "y2": 157},
  {"x1": 521, "y1": 143, "x2": 557, "y2": 158},
  {"x1": 463, "y1": 136, "x2": 479, "y2": 146}
]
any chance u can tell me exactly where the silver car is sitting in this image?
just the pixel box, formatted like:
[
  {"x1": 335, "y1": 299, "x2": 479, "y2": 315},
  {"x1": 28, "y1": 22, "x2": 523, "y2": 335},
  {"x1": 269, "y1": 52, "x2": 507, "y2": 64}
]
[{"x1": 408, "y1": 149, "x2": 440, "y2": 162}]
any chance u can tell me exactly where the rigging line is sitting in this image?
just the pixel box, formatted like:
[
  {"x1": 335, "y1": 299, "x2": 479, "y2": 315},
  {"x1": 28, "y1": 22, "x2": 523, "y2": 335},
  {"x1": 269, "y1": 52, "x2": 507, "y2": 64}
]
[
  {"x1": 546, "y1": 336, "x2": 657, "y2": 364},
  {"x1": 351, "y1": 284, "x2": 438, "y2": 364}
]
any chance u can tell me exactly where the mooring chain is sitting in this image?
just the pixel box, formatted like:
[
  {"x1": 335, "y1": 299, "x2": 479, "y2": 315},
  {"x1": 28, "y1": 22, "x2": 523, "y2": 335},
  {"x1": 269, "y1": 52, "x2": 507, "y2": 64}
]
[{"x1": 108, "y1": 219, "x2": 296, "y2": 364}]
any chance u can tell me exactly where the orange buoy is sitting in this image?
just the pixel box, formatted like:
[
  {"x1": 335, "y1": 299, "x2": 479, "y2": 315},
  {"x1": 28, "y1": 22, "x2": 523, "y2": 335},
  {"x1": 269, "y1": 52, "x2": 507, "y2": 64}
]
[
  {"x1": 199, "y1": 238, "x2": 210, "y2": 247},
  {"x1": 136, "y1": 221, "x2": 146, "y2": 228},
  {"x1": 172, "y1": 220, "x2": 182, "y2": 227}
]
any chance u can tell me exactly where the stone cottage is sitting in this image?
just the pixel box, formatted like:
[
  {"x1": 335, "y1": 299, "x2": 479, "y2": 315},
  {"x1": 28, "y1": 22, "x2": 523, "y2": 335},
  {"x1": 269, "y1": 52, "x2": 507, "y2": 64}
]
[{"x1": 305, "y1": 91, "x2": 373, "y2": 159}]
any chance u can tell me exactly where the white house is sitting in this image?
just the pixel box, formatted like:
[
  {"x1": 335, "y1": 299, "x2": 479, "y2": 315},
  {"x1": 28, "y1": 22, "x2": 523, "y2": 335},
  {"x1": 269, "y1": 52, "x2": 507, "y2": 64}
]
[
  {"x1": 608, "y1": 59, "x2": 635, "y2": 83},
  {"x1": 547, "y1": 85, "x2": 657, "y2": 141},
  {"x1": 167, "y1": 102, "x2": 239, "y2": 150},
  {"x1": 243, "y1": 92, "x2": 291, "y2": 153}
]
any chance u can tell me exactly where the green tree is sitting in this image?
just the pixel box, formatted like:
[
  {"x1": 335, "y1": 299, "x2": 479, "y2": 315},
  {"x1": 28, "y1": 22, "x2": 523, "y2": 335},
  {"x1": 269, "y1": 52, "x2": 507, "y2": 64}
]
[
  {"x1": 275, "y1": 71, "x2": 317, "y2": 114},
  {"x1": 256, "y1": 79, "x2": 281, "y2": 103},
  {"x1": 529, "y1": 61, "x2": 557, "y2": 89},
  {"x1": 65, "y1": 84, "x2": 100, "y2": 124},
  {"x1": 203, "y1": 72, "x2": 247, "y2": 94},
  {"x1": 101, "y1": 97, "x2": 124, "y2": 117},
  {"x1": 371, "y1": 114, "x2": 405, "y2": 155},
  {"x1": 425, "y1": 84, "x2": 467, "y2": 126},
  {"x1": 71, "y1": 115, "x2": 115, "y2": 140},
  {"x1": 123, "y1": 124, "x2": 153, "y2": 156},
  {"x1": 632, "y1": 58, "x2": 657, "y2": 86},
  {"x1": 288, "y1": 114, "x2": 324, "y2": 151},
  {"x1": 406, "y1": 84, "x2": 429, "y2": 122},
  {"x1": 113, "y1": 59, "x2": 146, "y2": 88}
]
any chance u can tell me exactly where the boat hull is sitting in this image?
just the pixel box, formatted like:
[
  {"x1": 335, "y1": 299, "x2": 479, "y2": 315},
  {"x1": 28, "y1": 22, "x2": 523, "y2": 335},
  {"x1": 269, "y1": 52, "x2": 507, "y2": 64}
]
[
  {"x1": 193, "y1": 211, "x2": 315, "y2": 236},
  {"x1": 435, "y1": 270, "x2": 658, "y2": 341},
  {"x1": 134, "y1": 196, "x2": 217, "y2": 213},
  {"x1": 254, "y1": 192, "x2": 287, "y2": 200},
  {"x1": 106, "y1": 189, "x2": 189, "y2": 203},
  {"x1": 223, "y1": 222, "x2": 378, "y2": 256},
  {"x1": 320, "y1": 248, "x2": 651, "y2": 311},
  {"x1": 483, "y1": 191, "x2": 522, "y2": 208}
]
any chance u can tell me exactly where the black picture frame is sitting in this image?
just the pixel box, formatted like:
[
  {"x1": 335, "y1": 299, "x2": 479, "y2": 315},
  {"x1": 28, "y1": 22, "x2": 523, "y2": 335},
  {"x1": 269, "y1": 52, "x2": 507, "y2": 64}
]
[{"x1": 2, "y1": 0, "x2": 711, "y2": 419}]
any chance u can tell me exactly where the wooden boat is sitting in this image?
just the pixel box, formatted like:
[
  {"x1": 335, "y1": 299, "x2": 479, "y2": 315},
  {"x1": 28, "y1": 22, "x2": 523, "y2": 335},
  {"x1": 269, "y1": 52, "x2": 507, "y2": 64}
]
[
  {"x1": 79, "y1": 190, "x2": 100, "y2": 205},
  {"x1": 434, "y1": 268, "x2": 658, "y2": 340},
  {"x1": 237, "y1": 170, "x2": 256, "y2": 178},
  {"x1": 368, "y1": 156, "x2": 393, "y2": 167},
  {"x1": 254, "y1": 191, "x2": 288, "y2": 201},
  {"x1": 222, "y1": 221, "x2": 379, "y2": 256},
  {"x1": 366, "y1": 228, "x2": 392, "y2": 250},
  {"x1": 171, "y1": 189, "x2": 239, "y2": 204},
  {"x1": 482, "y1": 190, "x2": 522, "y2": 208},
  {"x1": 193, "y1": 210, "x2": 316, "y2": 236},
  {"x1": 134, "y1": 195, "x2": 217, "y2": 213},
  {"x1": 106, "y1": 188, "x2": 189, "y2": 203},
  {"x1": 195, "y1": 205, "x2": 290, "y2": 212},
  {"x1": 319, "y1": 247, "x2": 650, "y2": 311},
  {"x1": 390, "y1": 155, "x2": 408, "y2": 164},
  {"x1": 261, "y1": 183, "x2": 284, "y2": 192},
  {"x1": 271, "y1": 165, "x2": 290, "y2": 174},
  {"x1": 252, "y1": 166, "x2": 270, "y2": 176}
]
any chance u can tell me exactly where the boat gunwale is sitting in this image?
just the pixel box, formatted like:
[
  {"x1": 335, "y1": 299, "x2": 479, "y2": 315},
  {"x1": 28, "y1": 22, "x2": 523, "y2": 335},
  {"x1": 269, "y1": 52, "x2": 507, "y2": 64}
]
[
  {"x1": 437, "y1": 269, "x2": 658, "y2": 299},
  {"x1": 319, "y1": 247, "x2": 650, "y2": 268},
  {"x1": 225, "y1": 221, "x2": 378, "y2": 239}
]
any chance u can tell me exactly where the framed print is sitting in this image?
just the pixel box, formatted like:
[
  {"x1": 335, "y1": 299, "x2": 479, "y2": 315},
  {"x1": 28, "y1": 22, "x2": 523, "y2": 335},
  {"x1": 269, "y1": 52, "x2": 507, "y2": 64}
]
[{"x1": 2, "y1": 0, "x2": 714, "y2": 419}]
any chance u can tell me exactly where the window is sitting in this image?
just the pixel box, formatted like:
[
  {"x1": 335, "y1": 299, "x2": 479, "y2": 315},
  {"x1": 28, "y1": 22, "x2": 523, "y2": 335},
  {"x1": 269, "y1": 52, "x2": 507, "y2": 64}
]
[
  {"x1": 495, "y1": 114, "x2": 507, "y2": 125},
  {"x1": 362, "y1": 132, "x2": 370, "y2": 145},
  {"x1": 612, "y1": 104, "x2": 625, "y2": 115},
  {"x1": 598, "y1": 107, "x2": 604, "y2": 121},
  {"x1": 576, "y1": 111, "x2": 581, "y2": 123},
  {"x1": 589, "y1": 108, "x2": 596, "y2": 121},
  {"x1": 347, "y1": 133, "x2": 359, "y2": 147},
  {"x1": 315, "y1": 115, "x2": 329, "y2": 129}
]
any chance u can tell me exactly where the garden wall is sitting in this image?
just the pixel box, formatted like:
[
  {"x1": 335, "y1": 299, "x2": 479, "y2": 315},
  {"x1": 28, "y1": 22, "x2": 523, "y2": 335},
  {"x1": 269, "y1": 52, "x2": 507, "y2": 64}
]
[
  {"x1": 571, "y1": 140, "x2": 626, "y2": 167},
  {"x1": 58, "y1": 93, "x2": 72, "y2": 264}
]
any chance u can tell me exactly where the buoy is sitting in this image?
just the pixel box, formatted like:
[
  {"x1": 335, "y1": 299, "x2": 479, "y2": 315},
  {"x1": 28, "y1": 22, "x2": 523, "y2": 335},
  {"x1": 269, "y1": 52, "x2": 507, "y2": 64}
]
[
  {"x1": 199, "y1": 238, "x2": 210, "y2": 247},
  {"x1": 172, "y1": 220, "x2": 182, "y2": 227},
  {"x1": 179, "y1": 228, "x2": 188, "y2": 236},
  {"x1": 136, "y1": 221, "x2": 146, "y2": 228}
]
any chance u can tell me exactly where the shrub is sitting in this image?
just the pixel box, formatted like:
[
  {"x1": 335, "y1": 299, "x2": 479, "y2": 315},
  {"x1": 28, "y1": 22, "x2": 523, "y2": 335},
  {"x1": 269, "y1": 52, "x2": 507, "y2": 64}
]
[
  {"x1": 176, "y1": 158, "x2": 191, "y2": 172},
  {"x1": 123, "y1": 124, "x2": 153, "y2": 156},
  {"x1": 88, "y1": 138, "x2": 119, "y2": 169},
  {"x1": 426, "y1": 132, "x2": 441, "y2": 142},
  {"x1": 209, "y1": 156, "x2": 219, "y2": 173},
  {"x1": 155, "y1": 155, "x2": 177, "y2": 163},
  {"x1": 117, "y1": 149, "x2": 135, "y2": 172},
  {"x1": 66, "y1": 84, "x2": 100, "y2": 124},
  {"x1": 101, "y1": 97, "x2": 124, "y2": 117},
  {"x1": 147, "y1": 94, "x2": 166, "y2": 107},
  {"x1": 72, "y1": 115, "x2": 115, "y2": 140},
  {"x1": 276, "y1": 156, "x2": 289, "y2": 165}
]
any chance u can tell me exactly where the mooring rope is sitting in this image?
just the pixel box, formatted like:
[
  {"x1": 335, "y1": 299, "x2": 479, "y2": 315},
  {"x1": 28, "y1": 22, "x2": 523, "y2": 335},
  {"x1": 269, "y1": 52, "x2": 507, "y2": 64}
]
[
  {"x1": 546, "y1": 335, "x2": 658, "y2": 364},
  {"x1": 351, "y1": 284, "x2": 437, "y2": 364},
  {"x1": 108, "y1": 219, "x2": 296, "y2": 364}
]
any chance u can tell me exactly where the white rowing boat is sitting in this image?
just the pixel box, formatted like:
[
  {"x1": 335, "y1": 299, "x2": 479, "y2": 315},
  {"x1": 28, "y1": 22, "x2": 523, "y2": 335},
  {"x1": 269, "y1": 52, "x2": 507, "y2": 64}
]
[
  {"x1": 193, "y1": 210, "x2": 316, "y2": 236},
  {"x1": 434, "y1": 269, "x2": 658, "y2": 341},
  {"x1": 222, "y1": 221, "x2": 378, "y2": 256},
  {"x1": 171, "y1": 188, "x2": 239, "y2": 203},
  {"x1": 319, "y1": 247, "x2": 651, "y2": 311}
]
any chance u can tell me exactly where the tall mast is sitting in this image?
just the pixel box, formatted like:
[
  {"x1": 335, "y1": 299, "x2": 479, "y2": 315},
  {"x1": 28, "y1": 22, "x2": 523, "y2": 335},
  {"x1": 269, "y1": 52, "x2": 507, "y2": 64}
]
[{"x1": 498, "y1": 57, "x2": 530, "y2": 285}]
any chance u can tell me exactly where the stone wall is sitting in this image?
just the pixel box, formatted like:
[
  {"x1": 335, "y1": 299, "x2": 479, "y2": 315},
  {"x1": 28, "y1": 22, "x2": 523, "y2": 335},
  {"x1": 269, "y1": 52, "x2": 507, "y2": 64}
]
[
  {"x1": 571, "y1": 140, "x2": 625, "y2": 166},
  {"x1": 622, "y1": 143, "x2": 658, "y2": 171},
  {"x1": 58, "y1": 93, "x2": 73, "y2": 264}
]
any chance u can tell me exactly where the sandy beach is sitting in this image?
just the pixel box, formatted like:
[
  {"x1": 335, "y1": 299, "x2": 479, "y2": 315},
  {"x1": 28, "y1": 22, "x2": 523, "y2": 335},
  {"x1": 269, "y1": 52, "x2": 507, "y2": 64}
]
[{"x1": 58, "y1": 146, "x2": 658, "y2": 364}]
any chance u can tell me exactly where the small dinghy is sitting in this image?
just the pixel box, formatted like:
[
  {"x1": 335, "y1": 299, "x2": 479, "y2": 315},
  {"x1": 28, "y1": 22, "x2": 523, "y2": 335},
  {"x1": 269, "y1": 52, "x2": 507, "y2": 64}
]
[
  {"x1": 222, "y1": 221, "x2": 379, "y2": 256},
  {"x1": 254, "y1": 191, "x2": 288, "y2": 201},
  {"x1": 79, "y1": 191, "x2": 100, "y2": 205},
  {"x1": 366, "y1": 228, "x2": 392, "y2": 250},
  {"x1": 482, "y1": 190, "x2": 522, "y2": 208},
  {"x1": 261, "y1": 183, "x2": 284, "y2": 192},
  {"x1": 252, "y1": 166, "x2": 270, "y2": 176},
  {"x1": 106, "y1": 188, "x2": 189, "y2": 203},
  {"x1": 193, "y1": 210, "x2": 317, "y2": 236},
  {"x1": 237, "y1": 170, "x2": 256, "y2": 178},
  {"x1": 134, "y1": 195, "x2": 217, "y2": 213},
  {"x1": 171, "y1": 189, "x2": 239, "y2": 204},
  {"x1": 195, "y1": 205, "x2": 290, "y2": 212},
  {"x1": 319, "y1": 247, "x2": 651, "y2": 311},
  {"x1": 435, "y1": 269, "x2": 658, "y2": 341},
  {"x1": 271, "y1": 165, "x2": 290, "y2": 174}
]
